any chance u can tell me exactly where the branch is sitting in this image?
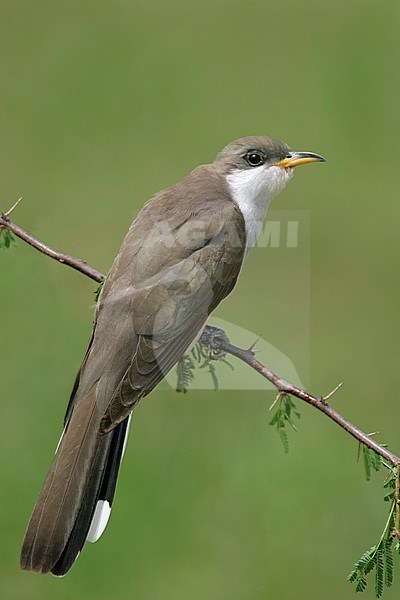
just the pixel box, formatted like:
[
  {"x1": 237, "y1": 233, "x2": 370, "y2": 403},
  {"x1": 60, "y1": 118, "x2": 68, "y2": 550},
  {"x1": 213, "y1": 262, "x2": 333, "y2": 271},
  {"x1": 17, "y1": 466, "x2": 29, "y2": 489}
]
[
  {"x1": 199, "y1": 327, "x2": 400, "y2": 467},
  {"x1": 0, "y1": 202, "x2": 103, "y2": 283},
  {"x1": 2, "y1": 201, "x2": 399, "y2": 469}
]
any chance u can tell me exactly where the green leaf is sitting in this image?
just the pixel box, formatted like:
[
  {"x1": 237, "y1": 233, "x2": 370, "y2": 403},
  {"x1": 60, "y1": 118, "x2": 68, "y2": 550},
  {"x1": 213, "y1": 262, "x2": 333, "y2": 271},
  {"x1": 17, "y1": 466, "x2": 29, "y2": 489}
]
[
  {"x1": 268, "y1": 412, "x2": 280, "y2": 426},
  {"x1": 94, "y1": 280, "x2": 105, "y2": 302},
  {"x1": 384, "y1": 538, "x2": 393, "y2": 588},
  {"x1": 363, "y1": 446, "x2": 372, "y2": 481},
  {"x1": 191, "y1": 344, "x2": 201, "y2": 362},
  {"x1": 347, "y1": 570, "x2": 358, "y2": 583},
  {"x1": 383, "y1": 474, "x2": 396, "y2": 489},
  {"x1": 383, "y1": 491, "x2": 394, "y2": 502},
  {"x1": 175, "y1": 337, "x2": 234, "y2": 393},
  {"x1": 284, "y1": 400, "x2": 292, "y2": 418},
  {"x1": 0, "y1": 228, "x2": 16, "y2": 250},
  {"x1": 176, "y1": 354, "x2": 196, "y2": 393},
  {"x1": 355, "y1": 577, "x2": 367, "y2": 593},
  {"x1": 286, "y1": 414, "x2": 298, "y2": 432},
  {"x1": 279, "y1": 429, "x2": 289, "y2": 454},
  {"x1": 207, "y1": 361, "x2": 219, "y2": 391},
  {"x1": 268, "y1": 395, "x2": 301, "y2": 453},
  {"x1": 372, "y1": 451, "x2": 382, "y2": 472},
  {"x1": 218, "y1": 357, "x2": 235, "y2": 370},
  {"x1": 375, "y1": 546, "x2": 384, "y2": 597},
  {"x1": 383, "y1": 479, "x2": 392, "y2": 489},
  {"x1": 354, "y1": 546, "x2": 376, "y2": 572},
  {"x1": 349, "y1": 488, "x2": 398, "y2": 596}
]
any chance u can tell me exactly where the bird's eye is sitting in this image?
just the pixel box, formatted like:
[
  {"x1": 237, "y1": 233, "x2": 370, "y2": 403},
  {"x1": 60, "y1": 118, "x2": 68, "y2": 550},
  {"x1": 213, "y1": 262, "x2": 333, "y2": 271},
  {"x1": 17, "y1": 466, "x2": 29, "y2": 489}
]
[{"x1": 245, "y1": 151, "x2": 264, "y2": 167}]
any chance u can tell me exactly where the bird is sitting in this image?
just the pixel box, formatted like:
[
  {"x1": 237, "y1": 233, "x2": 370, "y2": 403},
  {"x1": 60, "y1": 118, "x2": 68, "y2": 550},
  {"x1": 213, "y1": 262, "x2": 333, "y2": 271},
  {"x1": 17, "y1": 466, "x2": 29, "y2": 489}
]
[{"x1": 20, "y1": 136, "x2": 325, "y2": 576}]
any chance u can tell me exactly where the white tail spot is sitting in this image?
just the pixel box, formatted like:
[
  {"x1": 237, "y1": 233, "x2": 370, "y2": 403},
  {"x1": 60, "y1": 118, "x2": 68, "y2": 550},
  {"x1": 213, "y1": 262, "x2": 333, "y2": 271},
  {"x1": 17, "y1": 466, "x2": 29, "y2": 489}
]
[{"x1": 86, "y1": 501, "x2": 111, "y2": 543}]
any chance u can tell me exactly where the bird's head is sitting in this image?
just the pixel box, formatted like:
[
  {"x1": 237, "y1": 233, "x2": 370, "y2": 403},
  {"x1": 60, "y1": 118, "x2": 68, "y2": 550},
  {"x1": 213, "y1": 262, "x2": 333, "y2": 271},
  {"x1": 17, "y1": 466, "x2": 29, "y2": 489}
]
[{"x1": 214, "y1": 135, "x2": 325, "y2": 206}]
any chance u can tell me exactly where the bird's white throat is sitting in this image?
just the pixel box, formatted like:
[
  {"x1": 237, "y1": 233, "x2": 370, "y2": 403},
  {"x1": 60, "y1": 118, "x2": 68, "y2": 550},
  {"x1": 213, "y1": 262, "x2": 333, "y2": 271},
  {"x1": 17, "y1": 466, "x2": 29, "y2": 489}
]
[{"x1": 226, "y1": 165, "x2": 293, "y2": 252}]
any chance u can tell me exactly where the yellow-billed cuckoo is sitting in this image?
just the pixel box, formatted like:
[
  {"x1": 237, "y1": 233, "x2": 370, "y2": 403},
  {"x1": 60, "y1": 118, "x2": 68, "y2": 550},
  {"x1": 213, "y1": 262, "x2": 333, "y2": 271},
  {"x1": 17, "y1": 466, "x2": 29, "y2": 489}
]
[{"x1": 20, "y1": 136, "x2": 325, "y2": 575}]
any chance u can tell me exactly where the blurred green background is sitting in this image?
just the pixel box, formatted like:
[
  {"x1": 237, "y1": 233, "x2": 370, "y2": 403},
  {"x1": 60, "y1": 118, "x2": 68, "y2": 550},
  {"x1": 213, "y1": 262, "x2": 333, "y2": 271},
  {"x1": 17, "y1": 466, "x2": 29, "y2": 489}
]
[{"x1": 1, "y1": 1, "x2": 399, "y2": 598}]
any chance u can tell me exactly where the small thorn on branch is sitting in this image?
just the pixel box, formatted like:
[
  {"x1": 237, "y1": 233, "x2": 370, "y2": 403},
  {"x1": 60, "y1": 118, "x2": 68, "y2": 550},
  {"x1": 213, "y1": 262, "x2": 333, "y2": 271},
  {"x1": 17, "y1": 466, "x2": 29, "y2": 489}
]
[
  {"x1": 247, "y1": 334, "x2": 262, "y2": 354},
  {"x1": 2, "y1": 197, "x2": 23, "y2": 219},
  {"x1": 269, "y1": 390, "x2": 285, "y2": 412},
  {"x1": 321, "y1": 381, "x2": 343, "y2": 404}
]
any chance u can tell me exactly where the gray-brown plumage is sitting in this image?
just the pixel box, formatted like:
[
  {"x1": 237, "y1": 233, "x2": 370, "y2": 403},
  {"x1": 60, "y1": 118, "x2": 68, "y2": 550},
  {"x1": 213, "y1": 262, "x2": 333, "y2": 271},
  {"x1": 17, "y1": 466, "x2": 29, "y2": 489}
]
[{"x1": 20, "y1": 136, "x2": 324, "y2": 575}]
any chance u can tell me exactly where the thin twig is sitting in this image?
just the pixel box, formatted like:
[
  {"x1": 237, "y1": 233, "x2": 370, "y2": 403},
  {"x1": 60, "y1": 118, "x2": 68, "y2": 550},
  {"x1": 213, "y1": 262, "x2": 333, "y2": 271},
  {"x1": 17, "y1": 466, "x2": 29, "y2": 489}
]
[
  {"x1": 247, "y1": 334, "x2": 262, "y2": 353},
  {"x1": 204, "y1": 334, "x2": 400, "y2": 468},
  {"x1": 0, "y1": 204, "x2": 104, "y2": 283},
  {"x1": 2, "y1": 206, "x2": 400, "y2": 469}
]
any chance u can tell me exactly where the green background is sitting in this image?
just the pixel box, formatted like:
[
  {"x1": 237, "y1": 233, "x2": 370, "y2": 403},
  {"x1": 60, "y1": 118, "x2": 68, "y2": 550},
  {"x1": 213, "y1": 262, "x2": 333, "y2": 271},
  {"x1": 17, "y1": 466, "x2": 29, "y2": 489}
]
[{"x1": 1, "y1": 1, "x2": 399, "y2": 598}]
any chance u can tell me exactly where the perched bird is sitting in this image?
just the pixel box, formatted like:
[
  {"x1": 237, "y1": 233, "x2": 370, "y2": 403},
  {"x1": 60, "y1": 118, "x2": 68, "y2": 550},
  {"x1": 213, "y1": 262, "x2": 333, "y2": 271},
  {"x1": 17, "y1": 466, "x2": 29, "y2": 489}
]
[{"x1": 20, "y1": 136, "x2": 325, "y2": 575}]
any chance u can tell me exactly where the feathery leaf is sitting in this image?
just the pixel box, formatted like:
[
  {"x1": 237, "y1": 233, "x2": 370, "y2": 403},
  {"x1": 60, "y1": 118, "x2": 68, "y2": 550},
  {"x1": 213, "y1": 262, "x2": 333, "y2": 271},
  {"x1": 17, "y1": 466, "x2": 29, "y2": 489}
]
[{"x1": 0, "y1": 228, "x2": 15, "y2": 249}]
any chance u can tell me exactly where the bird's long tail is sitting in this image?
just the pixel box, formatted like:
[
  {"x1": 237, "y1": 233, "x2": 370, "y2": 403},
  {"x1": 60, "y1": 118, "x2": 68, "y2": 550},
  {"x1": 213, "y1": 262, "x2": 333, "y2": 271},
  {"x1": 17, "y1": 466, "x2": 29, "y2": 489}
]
[{"x1": 20, "y1": 391, "x2": 130, "y2": 576}]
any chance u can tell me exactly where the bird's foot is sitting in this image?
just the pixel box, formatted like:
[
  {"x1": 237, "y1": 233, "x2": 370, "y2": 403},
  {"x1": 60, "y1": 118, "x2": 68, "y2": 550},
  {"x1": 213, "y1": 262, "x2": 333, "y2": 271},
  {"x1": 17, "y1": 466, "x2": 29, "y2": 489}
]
[{"x1": 199, "y1": 325, "x2": 229, "y2": 358}]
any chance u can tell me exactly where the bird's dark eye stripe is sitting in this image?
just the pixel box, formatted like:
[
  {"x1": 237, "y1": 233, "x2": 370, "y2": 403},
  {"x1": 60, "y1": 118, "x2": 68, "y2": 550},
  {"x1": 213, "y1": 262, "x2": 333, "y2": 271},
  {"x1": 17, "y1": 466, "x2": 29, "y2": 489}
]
[{"x1": 244, "y1": 151, "x2": 265, "y2": 167}]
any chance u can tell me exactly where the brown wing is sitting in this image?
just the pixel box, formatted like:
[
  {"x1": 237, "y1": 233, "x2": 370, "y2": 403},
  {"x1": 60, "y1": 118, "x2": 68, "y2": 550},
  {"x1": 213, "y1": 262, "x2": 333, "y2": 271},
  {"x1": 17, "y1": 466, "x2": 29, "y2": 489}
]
[{"x1": 100, "y1": 216, "x2": 244, "y2": 431}]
